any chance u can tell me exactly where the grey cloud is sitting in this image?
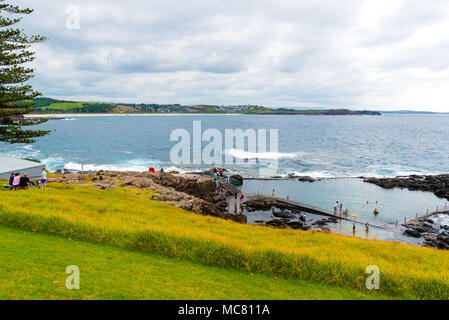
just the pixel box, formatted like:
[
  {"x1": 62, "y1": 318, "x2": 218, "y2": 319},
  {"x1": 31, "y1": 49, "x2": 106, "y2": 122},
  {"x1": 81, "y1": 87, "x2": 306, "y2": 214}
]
[{"x1": 12, "y1": 0, "x2": 449, "y2": 111}]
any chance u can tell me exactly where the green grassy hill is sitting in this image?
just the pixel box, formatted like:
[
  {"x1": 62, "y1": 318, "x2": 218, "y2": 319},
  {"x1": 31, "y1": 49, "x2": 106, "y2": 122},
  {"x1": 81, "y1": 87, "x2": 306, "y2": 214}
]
[
  {"x1": 28, "y1": 97, "x2": 381, "y2": 115},
  {"x1": 31, "y1": 99, "x2": 115, "y2": 113},
  {"x1": 0, "y1": 225, "x2": 387, "y2": 299},
  {"x1": 0, "y1": 180, "x2": 447, "y2": 299}
]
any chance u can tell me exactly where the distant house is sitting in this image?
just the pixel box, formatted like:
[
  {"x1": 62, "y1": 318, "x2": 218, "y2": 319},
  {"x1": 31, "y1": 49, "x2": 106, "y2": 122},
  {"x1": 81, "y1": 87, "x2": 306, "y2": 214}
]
[{"x1": 0, "y1": 155, "x2": 45, "y2": 179}]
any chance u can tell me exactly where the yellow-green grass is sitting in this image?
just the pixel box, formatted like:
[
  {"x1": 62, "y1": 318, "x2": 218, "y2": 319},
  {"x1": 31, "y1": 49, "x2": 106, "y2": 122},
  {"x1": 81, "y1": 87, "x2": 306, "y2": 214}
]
[
  {"x1": 1, "y1": 183, "x2": 448, "y2": 299},
  {"x1": 0, "y1": 225, "x2": 390, "y2": 299}
]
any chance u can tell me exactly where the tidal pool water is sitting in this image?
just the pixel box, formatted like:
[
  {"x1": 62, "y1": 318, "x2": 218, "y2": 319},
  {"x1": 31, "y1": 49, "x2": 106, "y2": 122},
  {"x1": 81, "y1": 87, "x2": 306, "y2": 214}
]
[{"x1": 240, "y1": 178, "x2": 449, "y2": 243}]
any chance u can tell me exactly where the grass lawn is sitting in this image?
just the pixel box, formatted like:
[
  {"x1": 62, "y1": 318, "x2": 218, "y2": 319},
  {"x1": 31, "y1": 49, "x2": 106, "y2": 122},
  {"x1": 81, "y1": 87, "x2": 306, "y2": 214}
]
[
  {"x1": 0, "y1": 182, "x2": 448, "y2": 299},
  {"x1": 0, "y1": 225, "x2": 389, "y2": 300}
]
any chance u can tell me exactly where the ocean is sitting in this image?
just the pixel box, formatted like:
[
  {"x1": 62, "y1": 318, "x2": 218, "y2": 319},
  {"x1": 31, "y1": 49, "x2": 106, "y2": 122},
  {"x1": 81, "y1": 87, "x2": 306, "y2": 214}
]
[
  {"x1": 2, "y1": 113, "x2": 448, "y2": 240},
  {"x1": 2, "y1": 114, "x2": 449, "y2": 178}
]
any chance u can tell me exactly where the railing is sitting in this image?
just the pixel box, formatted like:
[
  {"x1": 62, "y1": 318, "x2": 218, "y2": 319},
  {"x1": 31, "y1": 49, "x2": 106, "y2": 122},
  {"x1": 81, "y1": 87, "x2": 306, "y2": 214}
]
[{"x1": 401, "y1": 202, "x2": 449, "y2": 227}]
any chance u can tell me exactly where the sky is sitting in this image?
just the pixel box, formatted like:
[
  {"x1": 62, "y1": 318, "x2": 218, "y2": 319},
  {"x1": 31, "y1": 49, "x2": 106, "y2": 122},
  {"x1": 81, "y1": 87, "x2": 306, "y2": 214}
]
[{"x1": 10, "y1": 0, "x2": 449, "y2": 111}]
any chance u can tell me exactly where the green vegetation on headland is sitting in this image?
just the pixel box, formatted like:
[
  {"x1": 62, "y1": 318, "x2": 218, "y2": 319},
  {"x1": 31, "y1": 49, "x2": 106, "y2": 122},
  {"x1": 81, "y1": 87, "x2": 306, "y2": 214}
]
[
  {"x1": 28, "y1": 97, "x2": 381, "y2": 115},
  {"x1": 28, "y1": 97, "x2": 115, "y2": 113},
  {"x1": 1, "y1": 180, "x2": 448, "y2": 299}
]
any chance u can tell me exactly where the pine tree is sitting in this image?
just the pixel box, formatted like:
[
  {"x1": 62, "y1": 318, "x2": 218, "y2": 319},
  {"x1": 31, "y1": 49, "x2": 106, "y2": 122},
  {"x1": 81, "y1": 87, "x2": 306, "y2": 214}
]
[{"x1": 0, "y1": 1, "x2": 49, "y2": 144}]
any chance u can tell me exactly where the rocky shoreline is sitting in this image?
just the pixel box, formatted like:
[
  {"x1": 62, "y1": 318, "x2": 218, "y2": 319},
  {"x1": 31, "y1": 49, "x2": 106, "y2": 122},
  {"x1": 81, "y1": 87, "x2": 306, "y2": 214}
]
[
  {"x1": 245, "y1": 196, "x2": 337, "y2": 232},
  {"x1": 48, "y1": 170, "x2": 246, "y2": 223},
  {"x1": 364, "y1": 174, "x2": 449, "y2": 200},
  {"x1": 402, "y1": 211, "x2": 449, "y2": 249}
]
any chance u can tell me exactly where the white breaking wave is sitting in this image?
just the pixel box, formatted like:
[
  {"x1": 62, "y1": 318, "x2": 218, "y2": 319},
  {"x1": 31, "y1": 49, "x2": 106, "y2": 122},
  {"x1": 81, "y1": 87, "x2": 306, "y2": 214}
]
[
  {"x1": 23, "y1": 145, "x2": 33, "y2": 151},
  {"x1": 62, "y1": 162, "x2": 208, "y2": 174},
  {"x1": 64, "y1": 160, "x2": 151, "y2": 172},
  {"x1": 225, "y1": 148, "x2": 298, "y2": 160},
  {"x1": 5, "y1": 145, "x2": 41, "y2": 160},
  {"x1": 286, "y1": 171, "x2": 338, "y2": 179},
  {"x1": 41, "y1": 157, "x2": 66, "y2": 168},
  {"x1": 431, "y1": 214, "x2": 449, "y2": 227}
]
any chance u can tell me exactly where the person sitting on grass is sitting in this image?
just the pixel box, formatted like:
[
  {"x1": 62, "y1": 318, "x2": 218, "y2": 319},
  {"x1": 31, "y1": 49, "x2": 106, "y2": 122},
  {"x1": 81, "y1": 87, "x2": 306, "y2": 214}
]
[
  {"x1": 19, "y1": 173, "x2": 30, "y2": 189},
  {"x1": 40, "y1": 168, "x2": 47, "y2": 190},
  {"x1": 9, "y1": 173, "x2": 15, "y2": 190},
  {"x1": 12, "y1": 173, "x2": 21, "y2": 191}
]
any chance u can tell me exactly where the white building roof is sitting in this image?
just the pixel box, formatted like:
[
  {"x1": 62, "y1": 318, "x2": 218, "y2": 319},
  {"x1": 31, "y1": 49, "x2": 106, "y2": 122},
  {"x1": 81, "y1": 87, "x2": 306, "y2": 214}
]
[{"x1": 0, "y1": 155, "x2": 45, "y2": 179}]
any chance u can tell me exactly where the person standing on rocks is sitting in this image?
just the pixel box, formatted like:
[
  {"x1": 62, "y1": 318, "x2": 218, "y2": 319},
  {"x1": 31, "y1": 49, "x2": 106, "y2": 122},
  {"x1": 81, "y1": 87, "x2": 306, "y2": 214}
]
[
  {"x1": 216, "y1": 180, "x2": 221, "y2": 194},
  {"x1": 234, "y1": 193, "x2": 238, "y2": 213},
  {"x1": 334, "y1": 201, "x2": 338, "y2": 215},
  {"x1": 239, "y1": 193, "x2": 245, "y2": 214},
  {"x1": 300, "y1": 213, "x2": 306, "y2": 226}
]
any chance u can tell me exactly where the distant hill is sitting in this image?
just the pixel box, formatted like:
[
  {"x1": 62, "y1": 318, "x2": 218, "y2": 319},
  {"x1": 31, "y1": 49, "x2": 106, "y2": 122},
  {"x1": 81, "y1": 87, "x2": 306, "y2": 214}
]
[{"x1": 28, "y1": 97, "x2": 381, "y2": 115}]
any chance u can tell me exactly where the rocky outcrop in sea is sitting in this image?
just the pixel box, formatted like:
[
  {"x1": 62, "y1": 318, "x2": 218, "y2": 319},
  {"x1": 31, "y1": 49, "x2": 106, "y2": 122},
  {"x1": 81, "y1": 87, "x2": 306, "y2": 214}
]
[{"x1": 364, "y1": 174, "x2": 449, "y2": 200}]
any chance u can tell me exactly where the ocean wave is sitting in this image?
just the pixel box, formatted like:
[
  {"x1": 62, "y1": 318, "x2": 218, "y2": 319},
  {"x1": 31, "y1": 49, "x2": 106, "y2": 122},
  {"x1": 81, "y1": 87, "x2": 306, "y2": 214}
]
[
  {"x1": 431, "y1": 214, "x2": 449, "y2": 227},
  {"x1": 22, "y1": 145, "x2": 34, "y2": 151},
  {"x1": 285, "y1": 171, "x2": 339, "y2": 179},
  {"x1": 9, "y1": 152, "x2": 442, "y2": 179},
  {"x1": 364, "y1": 164, "x2": 439, "y2": 178},
  {"x1": 41, "y1": 157, "x2": 68, "y2": 169},
  {"x1": 5, "y1": 146, "x2": 41, "y2": 160},
  {"x1": 225, "y1": 148, "x2": 298, "y2": 160},
  {"x1": 280, "y1": 168, "x2": 442, "y2": 179},
  {"x1": 61, "y1": 162, "x2": 212, "y2": 174},
  {"x1": 63, "y1": 159, "x2": 156, "y2": 172}
]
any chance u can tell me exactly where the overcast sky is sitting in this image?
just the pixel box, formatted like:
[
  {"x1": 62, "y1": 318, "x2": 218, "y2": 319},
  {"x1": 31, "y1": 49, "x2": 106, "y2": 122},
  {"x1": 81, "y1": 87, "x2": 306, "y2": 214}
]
[{"x1": 12, "y1": 0, "x2": 449, "y2": 111}]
